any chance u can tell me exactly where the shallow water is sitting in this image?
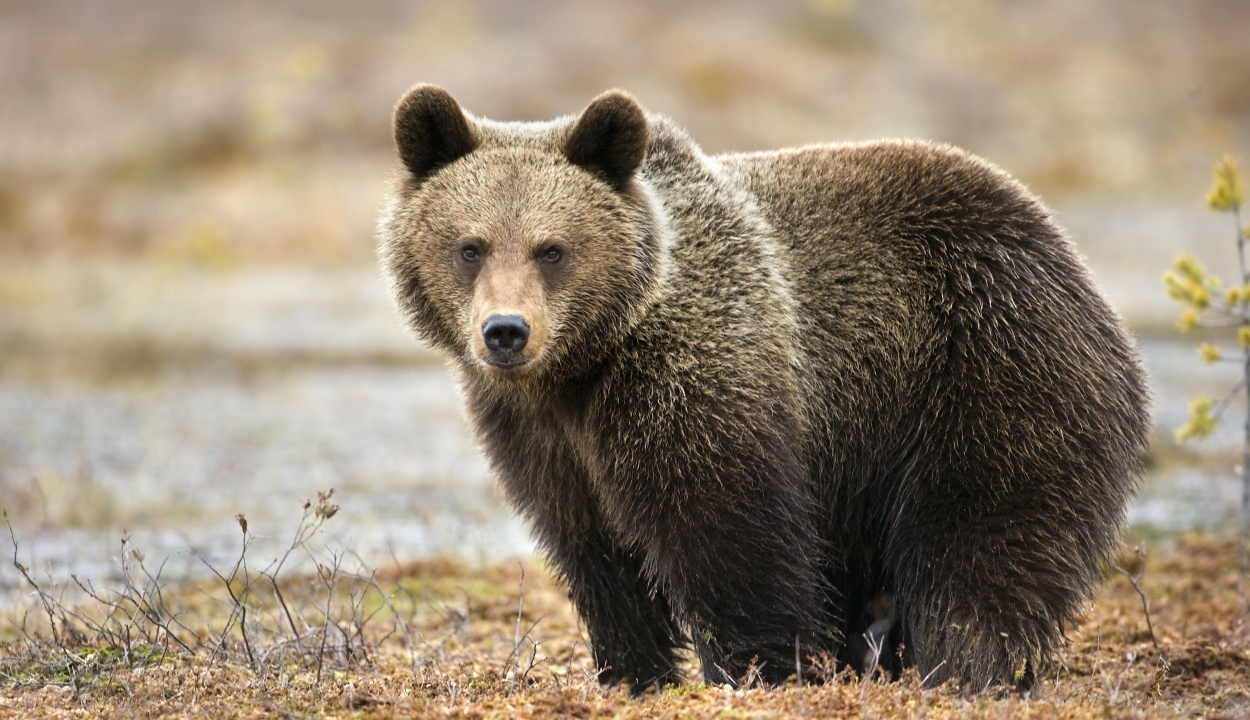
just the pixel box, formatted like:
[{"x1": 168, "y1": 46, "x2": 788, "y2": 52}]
[
  {"x1": 1131, "y1": 336, "x2": 1245, "y2": 534},
  {"x1": 0, "y1": 365, "x2": 530, "y2": 581},
  {"x1": 0, "y1": 262, "x2": 1245, "y2": 597},
  {"x1": 0, "y1": 264, "x2": 532, "y2": 596}
]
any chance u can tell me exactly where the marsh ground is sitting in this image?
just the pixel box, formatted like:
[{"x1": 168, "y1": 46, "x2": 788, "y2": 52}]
[
  {"x1": 1, "y1": 533, "x2": 1248, "y2": 719},
  {"x1": 3, "y1": 1, "x2": 1250, "y2": 579}
]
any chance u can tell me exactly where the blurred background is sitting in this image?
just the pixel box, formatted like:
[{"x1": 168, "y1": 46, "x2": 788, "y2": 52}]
[{"x1": 1, "y1": 0, "x2": 1249, "y2": 585}]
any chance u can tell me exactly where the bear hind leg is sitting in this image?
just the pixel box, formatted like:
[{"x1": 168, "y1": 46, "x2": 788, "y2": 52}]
[{"x1": 887, "y1": 471, "x2": 1121, "y2": 691}]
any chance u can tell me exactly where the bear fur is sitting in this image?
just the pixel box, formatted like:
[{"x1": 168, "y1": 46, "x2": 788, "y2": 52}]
[{"x1": 377, "y1": 85, "x2": 1151, "y2": 693}]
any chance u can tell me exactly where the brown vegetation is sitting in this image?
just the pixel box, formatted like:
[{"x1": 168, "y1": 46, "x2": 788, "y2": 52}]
[{"x1": 2, "y1": 507, "x2": 1248, "y2": 718}]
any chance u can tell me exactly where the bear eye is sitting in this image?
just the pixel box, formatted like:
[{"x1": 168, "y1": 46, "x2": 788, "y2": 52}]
[
  {"x1": 540, "y1": 247, "x2": 562, "y2": 264},
  {"x1": 461, "y1": 245, "x2": 481, "y2": 262}
]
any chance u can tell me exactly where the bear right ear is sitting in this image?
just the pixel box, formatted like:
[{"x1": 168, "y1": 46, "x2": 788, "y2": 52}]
[
  {"x1": 564, "y1": 90, "x2": 648, "y2": 189},
  {"x1": 392, "y1": 84, "x2": 477, "y2": 180}
]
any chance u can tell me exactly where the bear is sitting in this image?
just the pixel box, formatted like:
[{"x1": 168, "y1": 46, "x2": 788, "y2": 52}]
[{"x1": 377, "y1": 85, "x2": 1151, "y2": 693}]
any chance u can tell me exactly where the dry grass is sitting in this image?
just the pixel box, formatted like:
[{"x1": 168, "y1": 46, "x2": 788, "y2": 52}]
[{"x1": 1, "y1": 503, "x2": 1248, "y2": 718}]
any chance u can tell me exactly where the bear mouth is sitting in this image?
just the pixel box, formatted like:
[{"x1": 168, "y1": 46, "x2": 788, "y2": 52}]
[{"x1": 484, "y1": 354, "x2": 529, "y2": 370}]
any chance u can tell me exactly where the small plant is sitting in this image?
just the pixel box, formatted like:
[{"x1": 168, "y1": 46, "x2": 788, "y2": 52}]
[
  {"x1": 1164, "y1": 154, "x2": 1250, "y2": 569},
  {"x1": 0, "y1": 489, "x2": 416, "y2": 691}
]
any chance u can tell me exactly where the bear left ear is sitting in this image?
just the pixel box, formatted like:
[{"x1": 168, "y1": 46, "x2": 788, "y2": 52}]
[
  {"x1": 392, "y1": 84, "x2": 478, "y2": 181},
  {"x1": 564, "y1": 90, "x2": 648, "y2": 188}
]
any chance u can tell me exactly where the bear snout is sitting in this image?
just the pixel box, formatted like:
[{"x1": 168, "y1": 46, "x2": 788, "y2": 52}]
[{"x1": 482, "y1": 314, "x2": 530, "y2": 361}]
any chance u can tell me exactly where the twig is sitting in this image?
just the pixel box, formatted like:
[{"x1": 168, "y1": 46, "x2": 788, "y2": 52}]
[
  {"x1": 130, "y1": 553, "x2": 196, "y2": 655},
  {"x1": 7, "y1": 512, "x2": 61, "y2": 646},
  {"x1": 920, "y1": 659, "x2": 948, "y2": 686},
  {"x1": 521, "y1": 640, "x2": 540, "y2": 683},
  {"x1": 1240, "y1": 203, "x2": 1250, "y2": 575},
  {"x1": 315, "y1": 551, "x2": 343, "y2": 683},
  {"x1": 358, "y1": 572, "x2": 423, "y2": 666},
  {"x1": 1112, "y1": 544, "x2": 1159, "y2": 651},
  {"x1": 509, "y1": 566, "x2": 525, "y2": 697},
  {"x1": 861, "y1": 630, "x2": 884, "y2": 701},
  {"x1": 206, "y1": 518, "x2": 256, "y2": 670},
  {"x1": 266, "y1": 575, "x2": 303, "y2": 656},
  {"x1": 1212, "y1": 378, "x2": 1248, "y2": 421},
  {"x1": 1104, "y1": 651, "x2": 1136, "y2": 706},
  {"x1": 743, "y1": 657, "x2": 764, "y2": 689}
]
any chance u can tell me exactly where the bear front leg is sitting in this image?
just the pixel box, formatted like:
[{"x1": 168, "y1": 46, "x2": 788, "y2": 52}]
[
  {"x1": 646, "y1": 484, "x2": 829, "y2": 688},
  {"x1": 546, "y1": 525, "x2": 685, "y2": 692},
  {"x1": 594, "y1": 394, "x2": 831, "y2": 687},
  {"x1": 472, "y1": 394, "x2": 688, "y2": 692},
  {"x1": 485, "y1": 426, "x2": 685, "y2": 693}
]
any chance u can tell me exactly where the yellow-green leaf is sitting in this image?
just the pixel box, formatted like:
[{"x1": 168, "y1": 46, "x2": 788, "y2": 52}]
[
  {"x1": 1178, "y1": 308, "x2": 1200, "y2": 332},
  {"x1": 1173, "y1": 254, "x2": 1207, "y2": 283},
  {"x1": 1191, "y1": 285, "x2": 1210, "y2": 309},
  {"x1": 1207, "y1": 155, "x2": 1244, "y2": 212},
  {"x1": 1175, "y1": 395, "x2": 1218, "y2": 443}
]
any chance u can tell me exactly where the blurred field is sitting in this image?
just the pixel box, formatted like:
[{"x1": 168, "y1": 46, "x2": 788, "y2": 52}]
[
  {"x1": 2, "y1": 1, "x2": 1248, "y2": 266},
  {"x1": 1, "y1": 3, "x2": 1250, "y2": 712}
]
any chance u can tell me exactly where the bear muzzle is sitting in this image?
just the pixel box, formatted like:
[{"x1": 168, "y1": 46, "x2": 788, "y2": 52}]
[{"x1": 481, "y1": 314, "x2": 531, "y2": 368}]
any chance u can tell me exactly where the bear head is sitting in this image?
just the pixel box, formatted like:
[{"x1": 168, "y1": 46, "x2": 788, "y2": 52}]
[{"x1": 379, "y1": 85, "x2": 668, "y2": 382}]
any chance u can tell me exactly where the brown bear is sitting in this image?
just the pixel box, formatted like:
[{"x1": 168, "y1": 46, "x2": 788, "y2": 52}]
[{"x1": 377, "y1": 85, "x2": 1150, "y2": 693}]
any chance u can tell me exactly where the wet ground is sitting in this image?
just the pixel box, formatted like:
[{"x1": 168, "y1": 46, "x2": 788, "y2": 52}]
[
  {"x1": 0, "y1": 263, "x2": 530, "y2": 593},
  {"x1": 0, "y1": 254, "x2": 1246, "y2": 596}
]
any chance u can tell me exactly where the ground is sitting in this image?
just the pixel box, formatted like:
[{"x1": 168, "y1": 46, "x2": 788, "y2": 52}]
[{"x1": 1, "y1": 531, "x2": 1248, "y2": 719}]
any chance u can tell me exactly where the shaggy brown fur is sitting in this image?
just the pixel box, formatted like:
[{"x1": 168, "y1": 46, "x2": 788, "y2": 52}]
[{"x1": 377, "y1": 85, "x2": 1150, "y2": 694}]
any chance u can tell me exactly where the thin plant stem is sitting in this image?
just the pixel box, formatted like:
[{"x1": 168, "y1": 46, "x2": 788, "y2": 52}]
[
  {"x1": 1213, "y1": 379, "x2": 1248, "y2": 421},
  {"x1": 1112, "y1": 547, "x2": 1158, "y2": 651},
  {"x1": 509, "y1": 567, "x2": 525, "y2": 697},
  {"x1": 1237, "y1": 204, "x2": 1250, "y2": 574}
]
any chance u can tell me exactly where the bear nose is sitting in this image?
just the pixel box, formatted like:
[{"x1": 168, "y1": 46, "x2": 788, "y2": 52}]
[{"x1": 482, "y1": 315, "x2": 530, "y2": 353}]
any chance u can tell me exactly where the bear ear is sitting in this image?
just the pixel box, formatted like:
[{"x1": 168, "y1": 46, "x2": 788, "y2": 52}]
[
  {"x1": 564, "y1": 90, "x2": 648, "y2": 188},
  {"x1": 392, "y1": 84, "x2": 477, "y2": 180}
]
